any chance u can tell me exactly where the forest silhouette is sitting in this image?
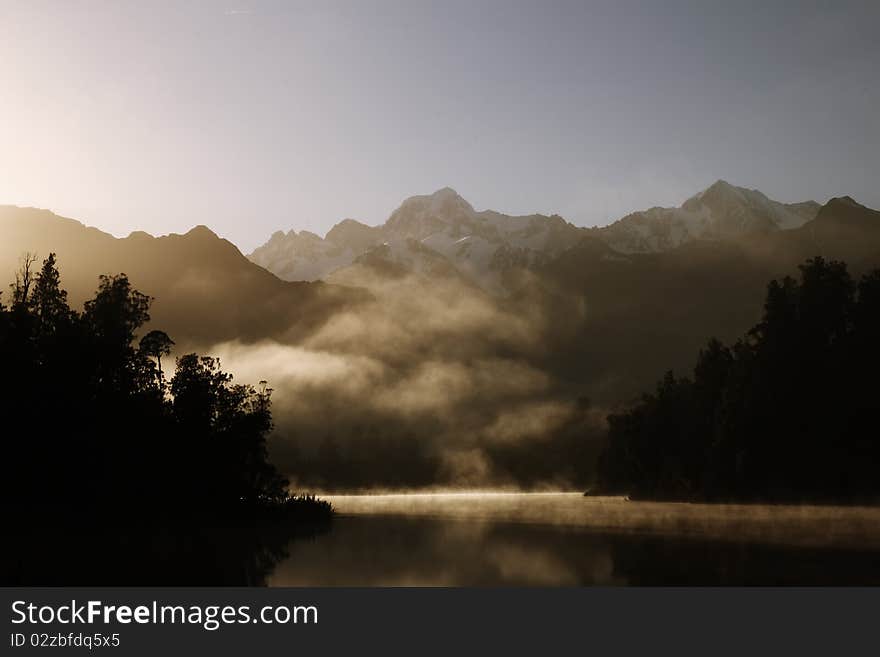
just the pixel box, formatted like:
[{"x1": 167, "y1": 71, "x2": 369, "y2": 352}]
[
  {"x1": 0, "y1": 253, "x2": 330, "y2": 522},
  {"x1": 597, "y1": 257, "x2": 880, "y2": 503},
  {"x1": 1, "y1": 253, "x2": 331, "y2": 584}
]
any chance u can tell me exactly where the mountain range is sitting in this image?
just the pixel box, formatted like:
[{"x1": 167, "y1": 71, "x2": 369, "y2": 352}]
[
  {"x1": 3, "y1": 185, "x2": 878, "y2": 404},
  {"x1": 250, "y1": 187, "x2": 584, "y2": 294},
  {"x1": 249, "y1": 180, "x2": 825, "y2": 294}
]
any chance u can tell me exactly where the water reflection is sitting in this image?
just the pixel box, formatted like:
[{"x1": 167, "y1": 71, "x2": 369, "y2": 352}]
[
  {"x1": 2, "y1": 522, "x2": 329, "y2": 586},
  {"x1": 270, "y1": 493, "x2": 880, "y2": 586},
  {"x1": 271, "y1": 516, "x2": 621, "y2": 586},
  {"x1": 7, "y1": 494, "x2": 880, "y2": 585}
]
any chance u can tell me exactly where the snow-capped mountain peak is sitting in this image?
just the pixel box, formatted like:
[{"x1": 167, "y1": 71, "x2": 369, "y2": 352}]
[
  {"x1": 384, "y1": 187, "x2": 477, "y2": 240},
  {"x1": 599, "y1": 181, "x2": 820, "y2": 253}
]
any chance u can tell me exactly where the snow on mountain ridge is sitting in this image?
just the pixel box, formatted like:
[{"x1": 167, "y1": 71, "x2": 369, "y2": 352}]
[
  {"x1": 250, "y1": 187, "x2": 584, "y2": 293},
  {"x1": 249, "y1": 182, "x2": 821, "y2": 292},
  {"x1": 600, "y1": 180, "x2": 820, "y2": 253},
  {"x1": 249, "y1": 228, "x2": 360, "y2": 281}
]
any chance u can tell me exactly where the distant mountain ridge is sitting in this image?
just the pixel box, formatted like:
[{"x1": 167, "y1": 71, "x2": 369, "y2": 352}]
[
  {"x1": 598, "y1": 180, "x2": 820, "y2": 253},
  {"x1": 250, "y1": 181, "x2": 821, "y2": 293},
  {"x1": 0, "y1": 206, "x2": 363, "y2": 346},
  {"x1": 250, "y1": 187, "x2": 584, "y2": 293}
]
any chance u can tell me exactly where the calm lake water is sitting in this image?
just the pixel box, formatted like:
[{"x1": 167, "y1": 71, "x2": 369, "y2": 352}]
[{"x1": 269, "y1": 492, "x2": 880, "y2": 586}]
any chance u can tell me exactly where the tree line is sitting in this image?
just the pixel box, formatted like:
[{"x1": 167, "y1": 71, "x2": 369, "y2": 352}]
[
  {"x1": 597, "y1": 257, "x2": 880, "y2": 503},
  {"x1": 0, "y1": 253, "x2": 329, "y2": 523}
]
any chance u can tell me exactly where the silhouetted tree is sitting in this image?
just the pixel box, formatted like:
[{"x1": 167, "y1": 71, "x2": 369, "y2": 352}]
[
  {"x1": 31, "y1": 253, "x2": 72, "y2": 333},
  {"x1": 139, "y1": 329, "x2": 174, "y2": 383},
  {"x1": 10, "y1": 252, "x2": 37, "y2": 308}
]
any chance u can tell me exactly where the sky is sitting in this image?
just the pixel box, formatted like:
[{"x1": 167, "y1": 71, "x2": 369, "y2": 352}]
[{"x1": 1, "y1": 0, "x2": 878, "y2": 253}]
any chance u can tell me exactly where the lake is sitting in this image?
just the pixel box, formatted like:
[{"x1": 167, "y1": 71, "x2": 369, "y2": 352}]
[{"x1": 268, "y1": 492, "x2": 880, "y2": 586}]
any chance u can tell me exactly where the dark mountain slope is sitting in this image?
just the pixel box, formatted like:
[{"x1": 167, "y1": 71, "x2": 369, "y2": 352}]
[{"x1": 0, "y1": 206, "x2": 365, "y2": 346}]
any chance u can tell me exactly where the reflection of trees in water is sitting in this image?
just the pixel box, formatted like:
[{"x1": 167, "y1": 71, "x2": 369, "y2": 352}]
[
  {"x1": 608, "y1": 535, "x2": 880, "y2": 586},
  {"x1": 13, "y1": 515, "x2": 879, "y2": 586},
  {"x1": 269, "y1": 516, "x2": 880, "y2": 586},
  {"x1": 270, "y1": 516, "x2": 622, "y2": 586},
  {"x1": 2, "y1": 521, "x2": 330, "y2": 586}
]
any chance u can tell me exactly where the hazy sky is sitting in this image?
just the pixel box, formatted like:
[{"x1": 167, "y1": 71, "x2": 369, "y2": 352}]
[{"x1": 1, "y1": 0, "x2": 878, "y2": 252}]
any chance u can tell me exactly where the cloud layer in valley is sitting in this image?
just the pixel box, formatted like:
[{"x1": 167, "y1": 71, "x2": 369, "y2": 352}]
[{"x1": 208, "y1": 273, "x2": 606, "y2": 491}]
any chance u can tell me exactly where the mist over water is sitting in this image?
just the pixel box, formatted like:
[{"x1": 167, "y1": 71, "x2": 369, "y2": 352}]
[
  {"x1": 267, "y1": 493, "x2": 880, "y2": 586},
  {"x1": 326, "y1": 492, "x2": 880, "y2": 548}
]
